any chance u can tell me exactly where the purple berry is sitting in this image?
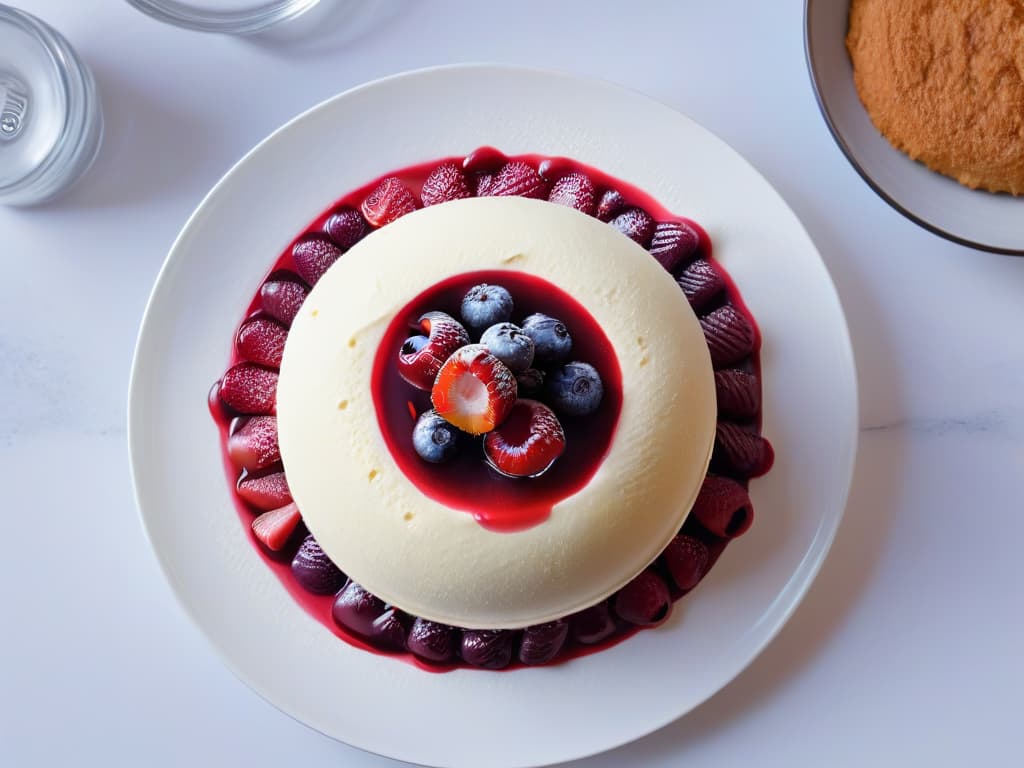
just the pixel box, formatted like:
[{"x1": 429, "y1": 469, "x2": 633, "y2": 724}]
[
  {"x1": 291, "y1": 535, "x2": 346, "y2": 595},
  {"x1": 331, "y1": 581, "x2": 386, "y2": 638},
  {"x1": 519, "y1": 619, "x2": 569, "y2": 665},
  {"x1": 480, "y1": 322, "x2": 534, "y2": 372},
  {"x1": 370, "y1": 608, "x2": 408, "y2": 651},
  {"x1": 521, "y1": 313, "x2": 572, "y2": 363},
  {"x1": 324, "y1": 208, "x2": 368, "y2": 249},
  {"x1": 609, "y1": 208, "x2": 655, "y2": 246},
  {"x1": 649, "y1": 221, "x2": 700, "y2": 272},
  {"x1": 516, "y1": 368, "x2": 545, "y2": 397},
  {"x1": 546, "y1": 361, "x2": 603, "y2": 416},
  {"x1": 460, "y1": 629, "x2": 515, "y2": 669},
  {"x1": 260, "y1": 278, "x2": 308, "y2": 327},
  {"x1": 460, "y1": 283, "x2": 513, "y2": 330},
  {"x1": 571, "y1": 601, "x2": 616, "y2": 645},
  {"x1": 407, "y1": 618, "x2": 456, "y2": 663},
  {"x1": 614, "y1": 571, "x2": 671, "y2": 626},
  {"x1": 596, "y1": 189, "x2": 626, "y2": 221},
  {"x1": 292, "y1": 236, "x2": 342, "y2": 286},
  {"x1": 662, "y1": 534, "x2": 709, "y2": 592},
  {"x1": 412, "y1": 410, "x2": 461, "y2": 463}
]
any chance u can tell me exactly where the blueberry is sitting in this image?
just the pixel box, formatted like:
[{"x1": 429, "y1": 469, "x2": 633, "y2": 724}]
[
  {"x1": 460, "y1": 283, "x2": 513, "y2": 330},
  {"x1": 479, "y1": 322, "x2": 534, "y2": 372},
  {"x1": 516, "y1": 367, "x2": 544, "y2": 397},
  {"x1": 546, "y1": 361, "x2": 603, "y2": 416},
  {"x1": 521, "y1": 313, "x2": 572, "y2": 363},
  {"x1": 412, "y1": 410, "x2": 461, "y2": 463}
]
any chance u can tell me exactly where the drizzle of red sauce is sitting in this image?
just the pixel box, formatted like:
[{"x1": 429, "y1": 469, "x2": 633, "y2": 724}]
[{"x1": 210, "y1": 147, "x2": 770, "y2": 670}]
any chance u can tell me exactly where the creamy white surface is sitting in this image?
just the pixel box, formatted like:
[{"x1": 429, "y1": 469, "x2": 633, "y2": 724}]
[{"x1": 277, "y1": 197, "x2": 716, "y2": 629}]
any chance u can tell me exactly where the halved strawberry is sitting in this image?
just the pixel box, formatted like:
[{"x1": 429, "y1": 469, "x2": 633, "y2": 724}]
[
  {"x1": 260, "y1": 278, "x2": 308, "y2": 328},
  {"x1": 237, "y1": 471, "x2": 292, "y2": 511},
  {"x1": 219, "y1": 363, "x2": 278, "y2": 414},
  {"x1": 609, "y1": 207, "x2": 655, "y2": 246},
  {"x1": 236, "y1": 318, "x2": 288, "y2": 368},
  {"x1": 476, "y1": 161, "x2": 548, "y2": 199},
  {"x1": 547, "y1": 172, "x2": 596, "y2": 215},
  {"x1": 483, "y1": 399, "x2": 565, "y2": 477},
  {"x1": 431, "y1": 345, "x2": 517, "y2": 435},
  {"x1": 227, "y1": 416, "x2": 280, "y2": 472},
  {"x1": 361, "y1": 176, "x2": 417, "y2": 227},
  {"x1": 421, "y1": 163, "x2": 472, "y2": 206},
  {"x1": 398, "y1": 311, "x2": 471, "y2": 390},
  {"x1": 252, "y1": 502, "x2": 302, "y2": 552}
]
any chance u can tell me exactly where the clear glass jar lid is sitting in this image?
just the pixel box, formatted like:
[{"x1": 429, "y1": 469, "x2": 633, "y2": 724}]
[
  {"x1": 125, "y1": 0, "x2": 322, "y2": 34},
  {"x1": 0, "y1": 5, "x2": 103, "y2": 205}
]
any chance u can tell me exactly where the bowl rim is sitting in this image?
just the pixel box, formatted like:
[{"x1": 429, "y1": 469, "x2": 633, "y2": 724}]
[{"x1": 802, "y1": 0, "x2": 1024, "y2": 258}]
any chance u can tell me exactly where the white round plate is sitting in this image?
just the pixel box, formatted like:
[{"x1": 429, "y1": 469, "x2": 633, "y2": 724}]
[
  {"x1": 805, "y1": 0, "x2": 1024, "y2": 255},
  {"x1": 129, "y1": 65, "x2": 857, "y2": 768}
]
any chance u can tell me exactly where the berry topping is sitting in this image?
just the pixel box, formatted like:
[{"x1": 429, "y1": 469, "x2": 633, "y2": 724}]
[
  {"x1": 370, "y1": 608, "x2": 409, "y2": 651},
  {"x1": 476, "y1": 161, "x2": 548, "y2": 199},
  {"x1": 547, "y1": 172, "x2": 596, "y2": 215},
  {"x1": 260, "y1": 278, "x2": 308, "y2": 328},
  {"x1": 227, "y1": 416, "x2": 280, "y2": 472},
  {"x1": 691, "y1": 475, "x2": 754, "y2": 538},
  {"x1": 609, "y1": 207, "x2": 655, "y2": 246},
  {"x1": 519, "y1": 619, "x2": 569, "y2": 665},
  {"x1": 515, "y1": 367, "x2": 545, "y2": 397},
  {"x1": 701, "y1": 305, "x2": 755, "y2": 367},
  {"x1": 236, "y1": 471, "x2": 292, "y2": 511},
  {"x1": 236, "y1": 318, "x2": 288, "y2": 369},
  {"x1": 462, "y1": 146, "x2": 507, "y2": 174},
  {"x1": 420, "y1": 162, "x2": 472, "y2": 206},
  {"x1": 292, "y1": 236, "x2": 342, "y2": 287},
  {"x1": 361, "y1": 176, "x2": 418, "y2": 227},
  {"x1": 460, "y1": 283, "x2": 513, "y2": 330},
  {"x1": 546, "y1": 361, "x2": 604, "y2": 416},
  {"x1": 251, "y1": 502, "x2": 302, "y2": 552},
  {"x1": 662, "y1": 534, "x2": 710, "y2": 592},
  {"x1": 397, "y1": 311, "x2": 471, "y2": 390},
  {"x1": 614, "y1": 570, "x2": 671, "y2": 625},
  {"x1": 678, "y1": 258, "x2": 726, "y2": 311},
  {"x1": 714, "y1": 369, "x2": 761, "y2": 419},
  {"x1": 479, "y1": 322, "x2": 535, "y2": 373},
  {"x1": 482, "y1": 399, "x2": 565, "y2": 478},
  {"x1": 521, "y1": 312, "x2": 572, "y2": 363},
  {"x1": 596, "y1": 188, "x2": 626, "y2": 221},
  {"x1": 412, "y1": 410, "x2": 461, "y2": 463},
  {"x1": 460, "y1": 629, "x2": 515, "y2": 669},
  {"x1": 219, "y1": 363, "x2": 278, "y2": 414},
  {"x1": 407, "y1": 618, "x2": 456, "y2": 663},
  {"x1": 714, "y1": 422, "x2": 771, "y2": 479},
  {"x1": 649, "y1": 221, "x2": 700, "y2": 272},
  {"x1": 431, "y1": 345, "x2": 518, "y2": 435},
  {"x1": 331, "y1": 581, "x2": 386, "y2": 639},
  {"x1": 291, "y1": 535, "x2": 346, "y2": 594},
  {"x1": 571, "y1": 601, "x2": 616, "y2": 645},
  {"x1": 324, "y1": 208, "x2": 368, "y2": 249}
]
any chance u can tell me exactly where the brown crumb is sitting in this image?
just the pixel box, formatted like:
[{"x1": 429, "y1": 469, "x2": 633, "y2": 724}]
[{"x1": 847, "y1": 0, "x2": 1024, "y2": 195}]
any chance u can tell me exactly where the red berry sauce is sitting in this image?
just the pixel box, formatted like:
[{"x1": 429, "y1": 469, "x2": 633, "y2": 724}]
[
  {"x1": 210, "y1": 148, "x2": 773, "y2": 671},
  {"x1": 371, "y1": 270, "x2": 622, "y2": 532}
]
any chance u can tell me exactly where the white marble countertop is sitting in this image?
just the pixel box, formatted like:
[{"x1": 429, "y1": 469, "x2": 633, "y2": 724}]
[{"x1": 2, "y1": 1, "x2": 1022, "y2": 765}]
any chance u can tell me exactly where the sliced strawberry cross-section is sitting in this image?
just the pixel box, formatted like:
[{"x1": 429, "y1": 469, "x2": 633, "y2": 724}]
[
  {"x1": 483, "y1": 398, "x2": 566, "y2": 478},
  {"x1": 431, "y1": 344, "x2": 517, "y2": 435},
  {"x1": 252, "y1": 502, "x2": 302, "y2": 552},
  {"x1": 227, "y1": 415, "x2": 280, "y2": 472},
  {"x1": 361, "y1": 176, "x2": 418, "y2": 227},
  {"x1": 237, "y1": 470, "x2": 292, "y2": 511}
]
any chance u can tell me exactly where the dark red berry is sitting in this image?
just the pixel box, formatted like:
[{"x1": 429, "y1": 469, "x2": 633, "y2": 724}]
[{"x1": 613, "y1": 570, "x2": 671, "y2": 626}]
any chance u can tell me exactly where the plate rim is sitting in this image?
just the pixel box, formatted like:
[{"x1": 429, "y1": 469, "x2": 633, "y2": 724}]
[
  {"x1": 803, "y1": 0, "x2": 1024, "y2": 258},
  {"x1": 127, "y1": 63, "x2": 860, "y2": 767}
]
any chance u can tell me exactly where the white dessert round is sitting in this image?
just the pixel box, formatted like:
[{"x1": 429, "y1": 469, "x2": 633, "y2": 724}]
[{"x1": 277, "y1": 197, "x2": 715, "y2": 630}]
